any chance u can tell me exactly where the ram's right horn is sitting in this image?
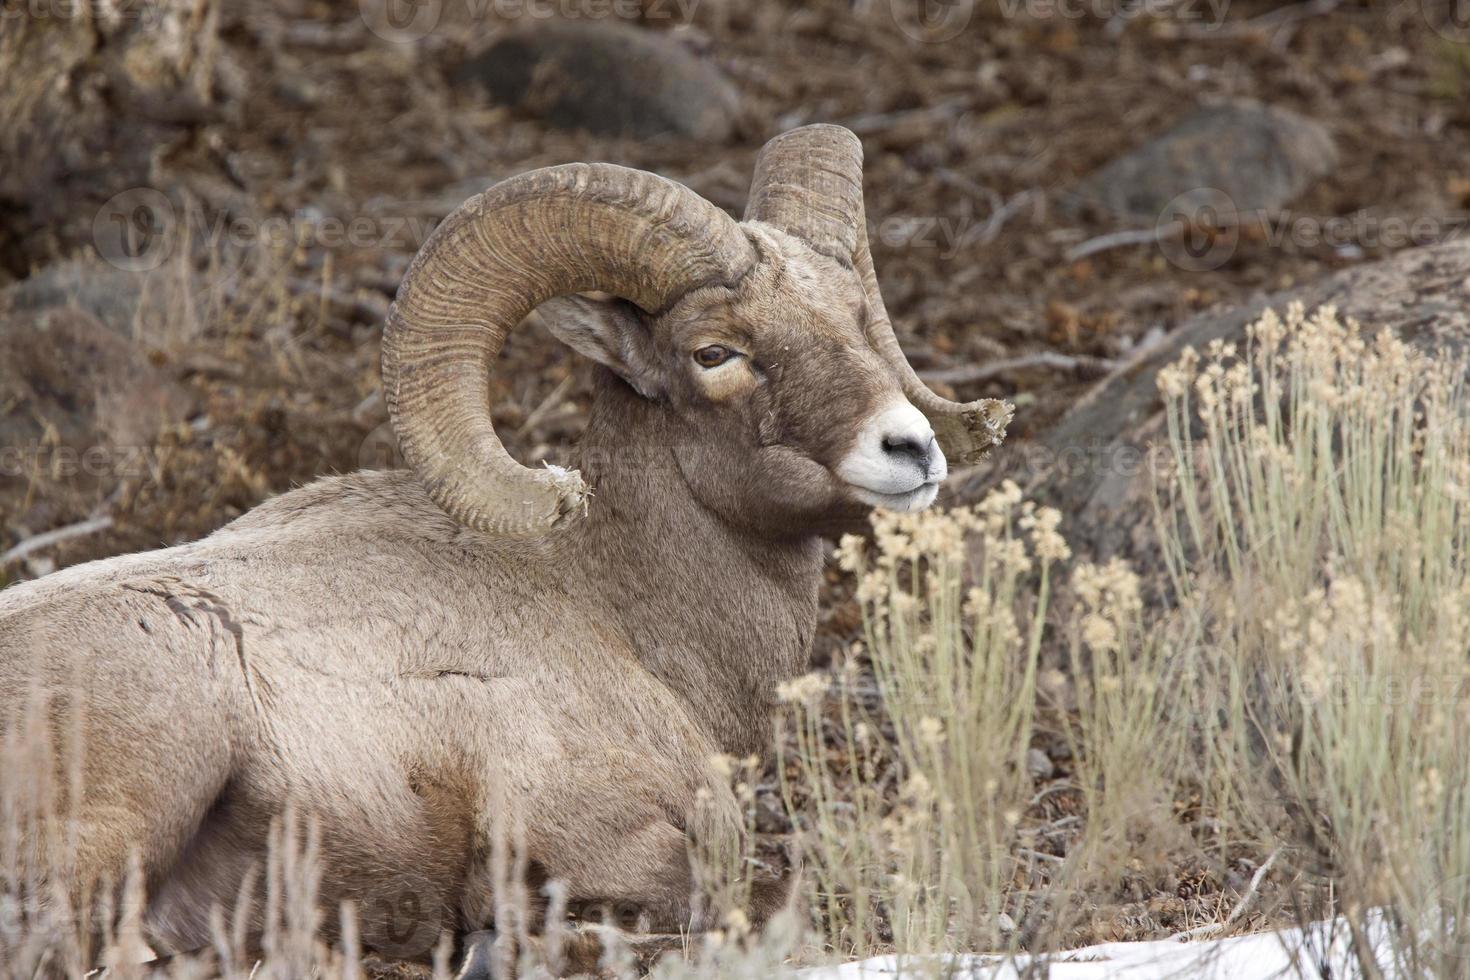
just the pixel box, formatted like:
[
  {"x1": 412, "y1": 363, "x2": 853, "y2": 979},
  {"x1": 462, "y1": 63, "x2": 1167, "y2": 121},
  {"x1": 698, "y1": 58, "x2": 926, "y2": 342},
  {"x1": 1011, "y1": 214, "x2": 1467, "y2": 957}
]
[{"x1": 744, "y1": 124, "x2": 1013, "y2": 465}]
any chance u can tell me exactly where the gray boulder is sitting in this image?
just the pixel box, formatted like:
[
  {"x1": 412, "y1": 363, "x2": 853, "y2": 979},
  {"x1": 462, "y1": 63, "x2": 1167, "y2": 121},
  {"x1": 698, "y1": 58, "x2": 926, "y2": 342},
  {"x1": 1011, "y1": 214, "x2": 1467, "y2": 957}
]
[
  {"x1": 0, "y1": 265, "x2": 192, "y2": 527},
  {"x1": 1068, "y1": 102, "x2": 1338, "y2": 224},
  {"x1": 959, "y1": 240, "x2": 1470, "y2": 562},
  {"x1": 1, "y1": 260, "x2": 144, "y2": 336},
  {"x1": 456, "y1": 22, "x2": 741, "y2": 141}
]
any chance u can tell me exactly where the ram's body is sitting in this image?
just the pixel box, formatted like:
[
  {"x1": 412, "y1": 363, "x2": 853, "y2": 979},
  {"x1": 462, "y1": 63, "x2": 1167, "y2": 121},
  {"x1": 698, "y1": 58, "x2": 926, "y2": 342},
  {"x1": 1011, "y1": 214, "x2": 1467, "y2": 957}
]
[
  {"x1": 0, "y1": 125, "x2": 1008, "y2": 967},
  {"x1": 1, "y1": 379, "x2": 819, "y2": 950}
]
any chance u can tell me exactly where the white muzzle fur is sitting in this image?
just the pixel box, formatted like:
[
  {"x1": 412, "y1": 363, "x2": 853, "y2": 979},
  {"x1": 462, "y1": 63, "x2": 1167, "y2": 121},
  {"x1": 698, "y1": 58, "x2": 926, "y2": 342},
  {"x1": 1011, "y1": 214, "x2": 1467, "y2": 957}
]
[{"x1": 836, "y1": 399, "x2": 947, "y2": 512}]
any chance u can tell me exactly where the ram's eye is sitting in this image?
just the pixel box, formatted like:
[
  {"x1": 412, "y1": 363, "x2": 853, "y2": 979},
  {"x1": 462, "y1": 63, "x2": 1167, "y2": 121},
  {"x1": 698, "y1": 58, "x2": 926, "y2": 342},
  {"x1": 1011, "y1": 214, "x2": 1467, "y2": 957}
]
[{"x1": 693, "y1": 345, "x2": 735, "y2": 368}]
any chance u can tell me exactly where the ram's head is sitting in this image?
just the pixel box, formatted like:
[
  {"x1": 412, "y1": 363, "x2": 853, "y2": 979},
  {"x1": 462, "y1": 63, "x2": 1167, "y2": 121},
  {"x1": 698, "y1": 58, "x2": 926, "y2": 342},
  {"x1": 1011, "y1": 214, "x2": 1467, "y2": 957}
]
[{"x1": 383, "y1": 125, "x2": 1012, "y2": 537}]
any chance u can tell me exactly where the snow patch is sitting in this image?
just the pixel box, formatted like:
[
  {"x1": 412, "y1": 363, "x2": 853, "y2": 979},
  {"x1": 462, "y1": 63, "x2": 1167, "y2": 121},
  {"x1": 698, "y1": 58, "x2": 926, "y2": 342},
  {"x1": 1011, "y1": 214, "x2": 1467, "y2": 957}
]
[{"x1": 800, "y1": 913, "x2": 1399, "y2": 980}]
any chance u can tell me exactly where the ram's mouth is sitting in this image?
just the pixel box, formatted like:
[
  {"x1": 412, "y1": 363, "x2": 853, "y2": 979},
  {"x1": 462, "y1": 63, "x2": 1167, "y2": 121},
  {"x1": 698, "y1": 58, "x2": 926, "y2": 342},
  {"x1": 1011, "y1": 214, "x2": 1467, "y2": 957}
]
[{"x1": 846, "y1": 480, "x2": 941, "y2": 513}]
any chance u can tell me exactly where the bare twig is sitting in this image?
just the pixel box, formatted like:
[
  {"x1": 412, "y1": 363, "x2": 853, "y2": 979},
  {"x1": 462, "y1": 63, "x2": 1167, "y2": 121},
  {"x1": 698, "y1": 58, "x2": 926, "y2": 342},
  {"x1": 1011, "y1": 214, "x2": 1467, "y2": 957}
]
[
  {"x1": 2, "y1": 516, "x2": 115, "y2": 567},
  {"x1": 976, "y1": 191, "x2": 1037, "y2": 246},
  {"x1": 280, "y1": 19, "x2": 367, "y2": 50},
  {"x1": 920, "y1": 352, "x2": 1120, "y2": 386},
  {"x1": 1065, "y1": 227, "x2": 1165, "y2": 262},
  {"x1": 517, "y1": 376, "x2": 577, "y2": 437},
  {"x1": 351, "y1": 390, "x2": 383, "y2": 428},
  {"x1": 1029, "y1": 782, "x2": 1080, "y2": 807},
  {"x1": 935, "y1": 169, "x2": 1002, "y2": 210}
]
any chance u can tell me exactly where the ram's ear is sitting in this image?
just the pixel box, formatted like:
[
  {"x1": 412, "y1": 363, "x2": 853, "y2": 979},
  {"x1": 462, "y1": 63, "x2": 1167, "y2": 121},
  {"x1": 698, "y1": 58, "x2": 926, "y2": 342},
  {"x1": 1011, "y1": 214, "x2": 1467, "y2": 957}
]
[{"x1": 538, "y1": 294, "x2": 663, "y2": 399}]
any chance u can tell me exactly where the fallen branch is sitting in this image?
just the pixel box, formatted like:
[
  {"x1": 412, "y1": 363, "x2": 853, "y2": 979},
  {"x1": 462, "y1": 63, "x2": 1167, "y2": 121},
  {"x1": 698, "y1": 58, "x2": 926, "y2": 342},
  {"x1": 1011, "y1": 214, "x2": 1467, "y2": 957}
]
[
  {"x1": 2, "y1": 516, "x2": 115, "y2": 567},
  {"x1": 920, "y1": 352, "x2": 1121, "y2": 386},
  {"x1": 517, "y1": 375, "x2": 577, "y2": 437},
  {"x1": 1170, "y1": 848, "x2": 1281, "y2": 942},
  {"x1": 1065, "y1": 227, "x2": 1165, "y2": 262},
  {"x1": 976, "y1": 190, "x2": 1037, "y2": 246}
]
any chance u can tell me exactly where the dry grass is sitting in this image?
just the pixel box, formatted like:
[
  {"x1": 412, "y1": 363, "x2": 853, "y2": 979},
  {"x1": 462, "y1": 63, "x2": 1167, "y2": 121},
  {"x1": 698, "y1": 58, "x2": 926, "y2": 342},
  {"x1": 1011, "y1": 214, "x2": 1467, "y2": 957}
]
[
  {"x1": 5, "y1": 307, "x2": 1470, "y2": 976},
  {"x1": 773, "y1": 304, "x2": 1470, "y2": 974},
  {"x1": 1155, "y1": 305, "x2": 1470, "y2": 975}
]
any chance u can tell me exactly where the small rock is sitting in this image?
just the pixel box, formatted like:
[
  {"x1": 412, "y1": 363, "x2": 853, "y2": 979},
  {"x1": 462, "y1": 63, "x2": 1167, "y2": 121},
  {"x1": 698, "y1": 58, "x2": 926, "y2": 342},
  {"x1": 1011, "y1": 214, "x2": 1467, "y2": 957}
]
[
  {"x1": 1026, "y1": 747, "x2": 1055, "y2": 781},
  {"x1": 0, "y1": 304, "x2": 189, "y2": 453},
  {"x1": 1068, "y1": 101, "x2": 1338, "y2": 222},
  {"x1": 2, "y1": 260, "x2": 142, "y2": 335},
  {"x1": 0, "y1": 268, "x2": 192, "y2": 528},
  {"x1": 455, "y1": 22, "x2": 741, "y2": 141}
]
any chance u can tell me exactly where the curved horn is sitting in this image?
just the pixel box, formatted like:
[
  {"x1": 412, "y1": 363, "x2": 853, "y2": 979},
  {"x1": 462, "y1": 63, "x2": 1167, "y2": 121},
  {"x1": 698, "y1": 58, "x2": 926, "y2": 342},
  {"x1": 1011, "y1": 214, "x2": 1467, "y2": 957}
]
[
  {"x1": 744, "y1": 124, "x2": 864, "y2": 262},
  {"x1": 744, "y1": 124, "x2": 1012, "y2": 465},
  {"x1": 385, "y1": 163, "x2": 756, "y2": 535}
]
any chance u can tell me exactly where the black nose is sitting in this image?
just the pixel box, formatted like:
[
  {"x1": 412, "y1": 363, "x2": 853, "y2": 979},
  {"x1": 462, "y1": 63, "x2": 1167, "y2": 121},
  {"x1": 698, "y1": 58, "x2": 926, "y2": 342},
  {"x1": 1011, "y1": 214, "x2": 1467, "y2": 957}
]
[{"x1": 882, "y1": 434, "x2": 931, "y2": 471}]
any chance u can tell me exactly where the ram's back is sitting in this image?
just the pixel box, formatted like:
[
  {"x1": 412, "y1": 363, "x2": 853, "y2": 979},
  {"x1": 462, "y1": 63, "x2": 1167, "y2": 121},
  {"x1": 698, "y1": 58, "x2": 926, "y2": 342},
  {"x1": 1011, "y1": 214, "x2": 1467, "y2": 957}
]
[
  {"x1": 0, "y1": 471, "x2": 714, "y2": 834},
  {"x1": 0, "y1": 471, "x2": 584, "y2": 686}
]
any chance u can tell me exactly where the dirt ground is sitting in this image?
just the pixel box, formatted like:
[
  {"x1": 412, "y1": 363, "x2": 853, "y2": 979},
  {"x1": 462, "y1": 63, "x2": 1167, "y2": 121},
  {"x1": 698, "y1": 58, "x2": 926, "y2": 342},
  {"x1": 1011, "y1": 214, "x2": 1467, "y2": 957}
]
[{"x1": 2, "y1": 0, "x2": 1467, "y2": 958}]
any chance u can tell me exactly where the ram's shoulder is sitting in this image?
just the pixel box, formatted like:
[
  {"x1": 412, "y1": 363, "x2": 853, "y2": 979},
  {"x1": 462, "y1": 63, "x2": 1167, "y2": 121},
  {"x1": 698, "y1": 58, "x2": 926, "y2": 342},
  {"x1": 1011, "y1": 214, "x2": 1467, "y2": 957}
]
[
  {"x1": 219, "y1": 470, "x2": 456, "y2": 542},
  {"x1": 0, "y1": 473, "x2": 457, "y2": 619}
]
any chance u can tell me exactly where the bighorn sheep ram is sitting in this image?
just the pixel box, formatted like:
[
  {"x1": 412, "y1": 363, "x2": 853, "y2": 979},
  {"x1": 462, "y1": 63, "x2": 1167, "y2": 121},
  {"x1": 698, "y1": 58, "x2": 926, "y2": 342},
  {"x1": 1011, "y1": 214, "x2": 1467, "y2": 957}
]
[{"x1": 0, "y1": 125, "x2": 1009, "y2": 967}]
